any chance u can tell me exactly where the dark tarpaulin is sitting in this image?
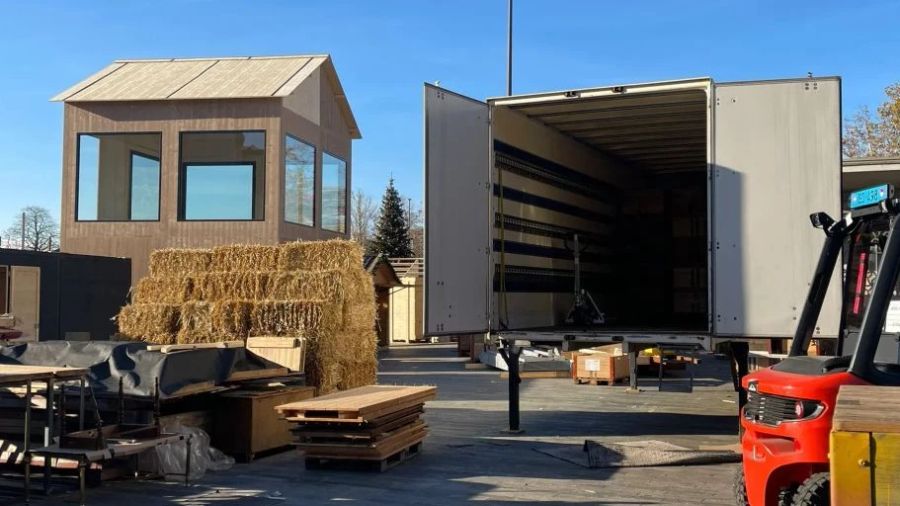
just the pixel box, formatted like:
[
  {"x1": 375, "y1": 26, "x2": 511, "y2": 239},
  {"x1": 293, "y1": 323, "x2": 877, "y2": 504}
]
[{"x1": 0, "y1": 341, "x2": 278, "y2": 400}]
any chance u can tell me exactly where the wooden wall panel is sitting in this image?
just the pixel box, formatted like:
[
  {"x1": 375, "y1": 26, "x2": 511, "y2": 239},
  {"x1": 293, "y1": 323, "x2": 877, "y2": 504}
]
[{"x1": 62, "y1": 99, "x2": 281, "y2": 282}]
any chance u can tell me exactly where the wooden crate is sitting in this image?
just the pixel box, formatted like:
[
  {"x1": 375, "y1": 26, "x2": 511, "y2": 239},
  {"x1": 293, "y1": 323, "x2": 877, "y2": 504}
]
[
  {"x1": 831, "y1": 385, "x2": 900, "y2": 505},
  {"x1": 212, "y1": 385, "x2": 315, "y2": 462},
  {"x1": 246, "y1": 336, "x2": 306, "y2": 373},
  {"x1": 573, "y1": 353, "x2": 629, "y2": 385}
]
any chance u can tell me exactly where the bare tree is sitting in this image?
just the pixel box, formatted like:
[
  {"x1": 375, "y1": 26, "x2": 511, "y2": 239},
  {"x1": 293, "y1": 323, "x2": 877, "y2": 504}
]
[
  {"x1": 350, "y1": 190, "x2": 378, "y2": 249},
  {"x1": 404, "y1": 197, "x2": 424, "y2": 258},
  {"x1": 843, "y1": 83, "x2": 900, "y2": 158},
  {"x1": 4, "y1": 206, "x2": 59, "y2": 251}
]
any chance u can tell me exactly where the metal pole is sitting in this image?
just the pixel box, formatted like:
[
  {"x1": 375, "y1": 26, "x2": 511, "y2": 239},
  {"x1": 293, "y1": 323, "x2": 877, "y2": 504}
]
[
  {"x1": 506, "y1": 0, "x2": 513, "y2": 96},
  {"x1": 79, "y1": 377, "x2": 85, "y2": 431},
  {"x1": 24, "y1": 380, "x2": 32, "y2": 503},
  {"x1": 44, "y1": 378, "x2": 53, "y2": 493},
  {"x1": 499, "y1": 342, "x2": 522, "y2": 432},
  {"x1": 21, "y1": 212, "x2": 26, "y2": 250}
]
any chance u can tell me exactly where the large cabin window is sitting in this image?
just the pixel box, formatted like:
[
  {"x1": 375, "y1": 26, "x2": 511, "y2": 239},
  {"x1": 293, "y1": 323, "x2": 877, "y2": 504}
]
[
  {"x1": 322, "y1": 152, "x2": 347, "y2": 233},
  {"x1": 179, "y1": 131, "x2": 265, "y2": 221},
  {"x1": 284, "y1": 135, "x2": 316, "y2": 227},
  {"x1": 76, "y1": 133, "x2": 161, "y2": 221}
]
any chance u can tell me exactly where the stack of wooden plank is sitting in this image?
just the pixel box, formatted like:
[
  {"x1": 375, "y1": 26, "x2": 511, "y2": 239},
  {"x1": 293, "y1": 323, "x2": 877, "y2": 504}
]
[{"x1": 275, "y1": 385, "x2": 437, "y2": 471}]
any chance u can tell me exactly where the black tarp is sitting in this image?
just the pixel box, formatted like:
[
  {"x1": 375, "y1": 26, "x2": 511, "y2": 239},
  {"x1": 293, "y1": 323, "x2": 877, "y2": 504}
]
[{"x1": 0, "y1": 341, "x2": 279, "y2": 399}]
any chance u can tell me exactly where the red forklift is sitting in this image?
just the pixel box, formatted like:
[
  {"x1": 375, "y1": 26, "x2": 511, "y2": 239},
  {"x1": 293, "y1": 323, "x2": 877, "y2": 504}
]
[{"x1": 735, "y1": 184, "x2": 900, "y2": 506}]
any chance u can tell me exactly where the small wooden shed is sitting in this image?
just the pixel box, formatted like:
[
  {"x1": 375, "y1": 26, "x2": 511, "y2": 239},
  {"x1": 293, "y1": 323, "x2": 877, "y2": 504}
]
[
  {"x1": 388, "y1": 258, "x2": 424, "y2": 343},
  {"x1": 364, "y1": 254, "x2": 402, "y2": 347}
]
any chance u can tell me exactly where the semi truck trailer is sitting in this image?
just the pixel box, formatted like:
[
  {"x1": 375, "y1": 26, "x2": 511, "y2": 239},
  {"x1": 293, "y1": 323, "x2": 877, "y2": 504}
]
[{"x1": 424, "y1": 76, "x2": 841, "y2": 350}]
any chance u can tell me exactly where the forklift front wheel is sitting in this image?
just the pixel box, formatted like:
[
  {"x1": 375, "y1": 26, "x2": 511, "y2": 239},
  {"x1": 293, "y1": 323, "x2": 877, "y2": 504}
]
[{"x1": 791, "y1": 472, "x2": 830, "y2": 506}]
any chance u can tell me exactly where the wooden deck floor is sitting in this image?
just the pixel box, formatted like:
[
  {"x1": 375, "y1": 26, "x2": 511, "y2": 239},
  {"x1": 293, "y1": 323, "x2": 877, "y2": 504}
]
[{"x1": 28, "y1": 344, "x2": 741, "y2": 505}]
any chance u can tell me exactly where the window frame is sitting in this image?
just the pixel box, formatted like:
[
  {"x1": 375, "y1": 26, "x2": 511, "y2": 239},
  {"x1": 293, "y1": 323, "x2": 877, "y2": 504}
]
[
  {"x1": 283, "y1": 133, "x2": 317, "y2": 228},
  {"x1": 177, "y1": 130, "x2": 267, "y2": 222},
  {"x1": 180, "y1": 161, "x2": 259, "y2": 222},
  {"x1": 321, "y1": 150, "x2": 349, "y2": 233},
  {"x1": 128, "y1": 150, "x2": 161, "y2": 221},
  {"x1": 74, "y1": 131, "x2": 163, "y2": 223}
]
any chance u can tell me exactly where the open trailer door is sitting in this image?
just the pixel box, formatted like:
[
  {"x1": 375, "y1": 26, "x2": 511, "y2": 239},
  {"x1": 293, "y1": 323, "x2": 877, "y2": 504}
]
[
  {"x1": 424, "y1": 84, "x2": 491, "y2": 335},
  {"x1": 712, "y1": 77, "x2": 842, "y2": 338}
]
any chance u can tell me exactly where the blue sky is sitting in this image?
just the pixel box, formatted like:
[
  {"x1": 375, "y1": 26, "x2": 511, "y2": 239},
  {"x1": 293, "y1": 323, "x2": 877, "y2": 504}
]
[{"x1": 1, "y1": 0, "x2": 898, "y2": 227}]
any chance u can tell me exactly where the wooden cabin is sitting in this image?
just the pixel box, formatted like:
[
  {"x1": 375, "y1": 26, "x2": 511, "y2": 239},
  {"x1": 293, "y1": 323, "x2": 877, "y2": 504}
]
[
  {"x1": 389, "y1": 258, "x2": 424, "y2": 343},
  {"x1": 51, "y1": 55, "x2": 361, "y2": 281}
]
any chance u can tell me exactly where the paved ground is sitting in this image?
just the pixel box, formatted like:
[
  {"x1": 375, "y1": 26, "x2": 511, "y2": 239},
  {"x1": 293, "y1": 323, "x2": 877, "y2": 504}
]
[{"x1": 29, "y1": 344, "x2": 741, "y2": 505}]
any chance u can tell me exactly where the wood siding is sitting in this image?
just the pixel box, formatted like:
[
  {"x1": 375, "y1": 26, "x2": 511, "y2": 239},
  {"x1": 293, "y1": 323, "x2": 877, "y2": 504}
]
[{"x1": 61, "y1": 95, "x2": 351, "y2": 282}]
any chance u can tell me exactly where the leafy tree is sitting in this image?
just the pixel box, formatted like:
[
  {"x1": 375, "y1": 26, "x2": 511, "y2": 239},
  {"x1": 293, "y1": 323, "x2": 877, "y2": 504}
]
[
  {"x1": 843, "y1": 83, "x2": 900, "y2": 158},
  {"x1": 4, "y1": 206, "x2": 59, "y2": 251},
  {"x1": 368, "y1": 179, "x2": 413, "y2": 258}
]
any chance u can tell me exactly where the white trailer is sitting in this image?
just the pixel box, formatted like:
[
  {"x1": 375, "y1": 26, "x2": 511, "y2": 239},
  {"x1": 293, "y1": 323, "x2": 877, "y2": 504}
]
[{"x1": 424, "y1": 77, "x2": 842, "y2": 350}]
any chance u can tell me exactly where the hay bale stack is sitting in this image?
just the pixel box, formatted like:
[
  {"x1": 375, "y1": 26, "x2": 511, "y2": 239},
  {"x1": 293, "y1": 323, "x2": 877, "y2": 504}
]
[
  {"x1": 210, "y1": 245, "x2": 280, "y2": 272},
  {"x1": 117, "y1": 304, "x2": 180, "y2": 344},
  {"x1": 117, "y1": 240, "x2": 377, "y2": 393},
  {"x1": 148, "y1": 248, "x2": 212, "y2": 277},
  {"x1": 278, "y1": 240, "x2": 365, "y2": 271}
]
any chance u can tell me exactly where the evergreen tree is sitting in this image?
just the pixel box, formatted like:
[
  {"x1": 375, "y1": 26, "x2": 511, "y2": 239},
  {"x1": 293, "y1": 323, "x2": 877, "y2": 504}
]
[{"x1": 368, "y1": 178, "x2": 413, "y2": 258}]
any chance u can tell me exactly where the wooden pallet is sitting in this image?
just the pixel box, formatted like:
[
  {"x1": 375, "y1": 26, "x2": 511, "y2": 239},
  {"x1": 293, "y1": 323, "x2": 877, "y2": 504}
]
[
  {"x1": 574, "y1": 376, "x2": 627, "y2": 386},
  {"x1": 304, "y1": 441, "x2": 423, "y2": 472},
  {"x1": 276, "y1": 385, "x2": 436, "y2": 423},
  {"x1": 298, "y1": 422, "x2": 428, "y2": 459}
]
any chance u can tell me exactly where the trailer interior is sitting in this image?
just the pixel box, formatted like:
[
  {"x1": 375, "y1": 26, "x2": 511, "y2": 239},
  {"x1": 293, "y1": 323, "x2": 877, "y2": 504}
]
[{"x1": 490, "y1": 84, "x2": 710, "y2": 332}]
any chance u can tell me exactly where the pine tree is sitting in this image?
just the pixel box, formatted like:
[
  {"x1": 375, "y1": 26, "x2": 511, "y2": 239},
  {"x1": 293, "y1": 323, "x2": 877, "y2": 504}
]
[{"x1": 368, "y1": 178, "x2": 414, "y2": 258}]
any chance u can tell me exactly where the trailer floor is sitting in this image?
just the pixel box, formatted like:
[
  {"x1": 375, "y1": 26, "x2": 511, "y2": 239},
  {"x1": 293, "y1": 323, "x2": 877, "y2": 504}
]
[{"x1": 26, "y1": 344, "x2": 741, "y2": 505}]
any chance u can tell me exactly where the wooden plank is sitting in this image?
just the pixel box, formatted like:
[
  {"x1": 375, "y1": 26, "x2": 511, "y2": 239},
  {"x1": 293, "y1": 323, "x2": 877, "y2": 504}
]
[
  {"x1": 167, "y1": 380, "x2": 217, "y2": 398},
  {"x1": 247, "y1": 336, "x2": 304, "y2": 349},
  {"x1": 247, "y1": 337, "x2": 306, "y2": 372},
  {"x1": 833, "y1": 385, "x2": 900, "y2": 433},
  {"x1": 0, "y1": 364, "x2": 88, "y2": 384},
  {"x1": 226, "y1": 367, "x2": 292, "y2": 383},
  {"x1": 301, "y1": 426, "x2": 428, "y2": 460},
  {"x1": 275, "y1": 385, "x2": 436, "y2": 420},
  {"x1": 830, "y1": 431, "x2": 872, "y2": 506},
  {"x1": 147, "y1": 340, "x2": 244, "y2": 353}
]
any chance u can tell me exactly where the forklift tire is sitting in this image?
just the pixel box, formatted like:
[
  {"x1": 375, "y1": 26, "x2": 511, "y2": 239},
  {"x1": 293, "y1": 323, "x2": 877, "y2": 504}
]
[
  {"x1": 792, "y1": 472, "x2": 830, "y2": 506},
  {"x1": 777, "y1": 485, "x2": 799, "y2": 506},
  {"x1": 733, "y1": 466, "x2": 749, "y2": 506}
]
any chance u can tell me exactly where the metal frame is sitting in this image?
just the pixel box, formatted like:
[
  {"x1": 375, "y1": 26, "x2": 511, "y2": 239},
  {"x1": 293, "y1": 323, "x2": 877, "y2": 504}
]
[
  {"x1": 180, "y1": 161, "x2": 259, "y2": 222},
  {"x1": 128, "y1": 150, "x2": 161, "y2": 221},
  {"x1": 177, "y1": 130, "x2": 267, "y2": 222},
  {"x1": 74, "y1": 132, "x2": 162, "y2": 223},
  {"x1": 283, "y1": 133, "x2": 317, "y2": 228},
  {"x1": 321, "y1": 151, "x2": 348, "y2": 234}
]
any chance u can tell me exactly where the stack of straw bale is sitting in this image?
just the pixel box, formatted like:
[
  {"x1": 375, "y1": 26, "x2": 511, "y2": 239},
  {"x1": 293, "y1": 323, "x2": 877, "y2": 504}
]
[{"x1": 117, "y1": 240, "x2": 377, "y2": 393}]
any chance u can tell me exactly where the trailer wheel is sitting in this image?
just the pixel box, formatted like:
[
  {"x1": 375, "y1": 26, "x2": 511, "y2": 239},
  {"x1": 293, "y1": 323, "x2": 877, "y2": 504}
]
[
  {"x1": 792, "y1": 472, "x2": 830, "y2": 506},
  {"x1": 732, "y1": 466, "x2": 749, "y2": 506}
]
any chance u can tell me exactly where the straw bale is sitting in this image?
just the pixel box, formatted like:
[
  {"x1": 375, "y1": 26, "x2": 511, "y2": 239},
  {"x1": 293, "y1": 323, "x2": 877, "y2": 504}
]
[
  {"x1": 338, "y1": 357, "x2": 378, "y2": 390},
  {"x1": 277, "y1": 240, "x2": 364, "y2": 271},
  {"x1": 132, "y1": 277, "x2": 194, "y2": 304},
  {"x1": 268, "y1": 270, "x2": 345, "y2": 301},
  {"x1": 210, "y1": 245, "x2": 280, "y2": 272},
  {"x1": 193, "y1": 272, "x2": 271, "y2": 301},
  {"x1": 116, "y1": 303, "x2": 179, "y2": 344},
  {"x1": 176, "y1": 302, "x2": 215, "y2": 344},
  {"x1": 148, "y1": 249, "x2": 211, "y2": 277},
  {"x1": 249, "y1": 300, "x2": 340, "y2": 337},
  {"x1": 210, "y1": 300, "x2": 252, "y2": 337}
]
